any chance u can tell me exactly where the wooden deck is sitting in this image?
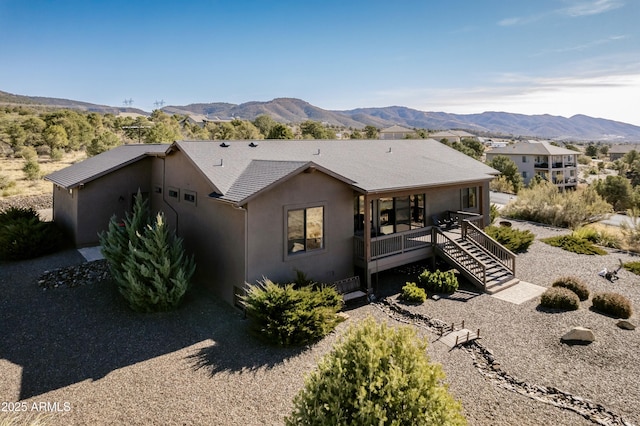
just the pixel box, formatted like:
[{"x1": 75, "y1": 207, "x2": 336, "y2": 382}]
[{"x1": 438, "y1": 329, "x2": 480, "y2": 348}]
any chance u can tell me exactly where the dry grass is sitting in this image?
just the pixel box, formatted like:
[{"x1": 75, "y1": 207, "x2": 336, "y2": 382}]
[{"x1": 0, "y1": 152, "x2": 85, "y2": 197}]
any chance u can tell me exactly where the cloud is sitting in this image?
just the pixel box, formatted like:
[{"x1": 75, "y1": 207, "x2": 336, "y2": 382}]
[
  {"x1": 533, "y1": 35, "x2": 628, "y2": 56},
  {"x1": 499, "y1": 1, "x2": 624, "y2": 26},
  {"x1": 561, "y1": 0, "x2": 625, "y2": 17}
]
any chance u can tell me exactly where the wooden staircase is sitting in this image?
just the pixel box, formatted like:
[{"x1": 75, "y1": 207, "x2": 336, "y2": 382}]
[{"x1": 434, "y1": 221, "x2": 519, "y2": 293}]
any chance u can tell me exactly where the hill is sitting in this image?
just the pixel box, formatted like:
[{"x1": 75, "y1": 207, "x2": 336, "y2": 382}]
[{"x1": 2, "y1": 89, "x2": 640, "y2": 141}]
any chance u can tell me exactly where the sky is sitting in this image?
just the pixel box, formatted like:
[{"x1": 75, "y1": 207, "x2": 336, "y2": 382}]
[{"x1": 1, "y1": 0, "x2": 639, "y2": 125}]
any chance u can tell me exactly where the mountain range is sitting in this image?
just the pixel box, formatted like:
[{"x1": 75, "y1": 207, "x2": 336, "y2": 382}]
[{"x1": 2, "y1": 90, "x2": 640, "y2": 142}]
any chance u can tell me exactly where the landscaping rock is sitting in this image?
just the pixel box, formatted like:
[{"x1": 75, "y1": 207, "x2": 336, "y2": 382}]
[
  {"x1": 561, "y1": 327, "x2": 595, "y2": 343},
  {"x1": 616, "y1": 320, "x2": 636, "y2": 330}
]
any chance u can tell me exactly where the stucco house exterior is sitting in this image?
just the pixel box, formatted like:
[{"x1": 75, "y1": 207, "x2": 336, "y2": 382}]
[
  {"x1": 46, "y1": 139, "x2": 499, "y2": 306},
  {"x1": 609, "y1": 144, "x2": 639, "y2": 161},
  {"x1": 378, "y1": 125, "x2": 417, "y2": 139},
  {"x1": 485, "y1": 141, "x2": 578, "y2": 189}
]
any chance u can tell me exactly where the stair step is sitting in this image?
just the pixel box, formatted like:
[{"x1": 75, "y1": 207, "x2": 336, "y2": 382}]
[{"x1": 485, "y1": 278, "x2": 520, "y2": 294}]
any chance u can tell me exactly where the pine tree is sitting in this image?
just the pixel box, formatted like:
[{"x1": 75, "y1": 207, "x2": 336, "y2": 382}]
[{"x1": 99, "y1": 191, "x2": 196, "y2": 312}]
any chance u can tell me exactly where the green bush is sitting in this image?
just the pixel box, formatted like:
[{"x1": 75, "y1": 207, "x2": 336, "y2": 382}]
[
  {"x1": 541, "y1": 234, "x2": 607, "y2": 255},
  {"x1": 502, "y1": 181, "x2": 612, "y2": 228},
  {"x1": 572, "y1": 227, "x2": 621, "y2": 249},
  {"x1": 286, "y1": 318, "x2": 466, "y2": 426},
  {"x1": 400, "y1": 281, "x2": 426, "y2": 304},
  {"x1": 418, "y1": 269, "x2": 458, "y2": 294},
  {"x1": 623, "y1": 261, "x2": 640, "y2": 276},
  {"x1": 242, "y1": 278, "x2": 343, "y2": 347},
  {"x1": 484, "y1": 225, "x2": 534, "y2": 253},
  {"x1": 22, "y1": 159, "x2": 41, "y2": 180},
  {"x1": 99, "y1": 192, "x2": 196, "y2": 312},
  {"x1": 539, "y1": 287, "x2": 580, "y2": 310},
  {"x1": 591, "y1": 292, "x2": 633, "y2": 319},
  {"x1": 489, "y1": 203, "x2": 500, "y2": 225},
  {"x1": 552, "y1": 276, "x2": 590, "y2": 301},
  {"x1": 0, "y1": 207, "x2": 65, "y2": 260}
]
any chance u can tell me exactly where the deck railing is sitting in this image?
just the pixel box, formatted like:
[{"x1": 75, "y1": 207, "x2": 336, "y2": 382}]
[
  {"x1": 462, "y1": 221, "x2": 516, "y2": 275},
  {"x1": 434, "y1": 228, "x2": 487, "y2": 287},
  {"x1": 450, "y1": 211, "x2": 483, "y2": 229},
  {"x1": 354, "y1": 227, "x2": 432, "y2": 261}
]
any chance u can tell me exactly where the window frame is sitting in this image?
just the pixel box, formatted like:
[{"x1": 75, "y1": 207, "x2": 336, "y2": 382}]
[
  {"x1": 461, "y1": 186, "x2": 478, "y2": 210},
  {"x1": 284, "y1": 202, "x2": 327, "y2": 259}
]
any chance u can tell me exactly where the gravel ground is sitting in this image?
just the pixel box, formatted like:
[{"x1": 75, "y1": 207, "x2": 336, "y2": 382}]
[{"x1": 1, "y1": 218, "x2": 639, "y2": 425}]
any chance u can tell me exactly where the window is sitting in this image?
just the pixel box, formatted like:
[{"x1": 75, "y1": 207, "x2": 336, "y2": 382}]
[
  {"x1": 522, "y1": 171, "x2": 528, "y2": 179},
  {"x1": 522, "y1": 156, "x2": 527, "y2": 163},
  {"x1": 168, "y1": 187, "x2": 179, "y2": 199},
  {"x1": 462, "y1": 187, "x2": 478, "y2": 209},
  {"x1": 154, "y1": 186, "x2": 162, "y2": 194},
  {"x1": 287, "y1": 206, "x2": 324, "y2": 255},
  {"x1": 183, "y1": 190, "x2": 196, "y2": 204}
]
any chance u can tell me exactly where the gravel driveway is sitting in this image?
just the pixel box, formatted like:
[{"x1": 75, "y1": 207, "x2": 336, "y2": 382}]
[{"x1": 1, "y1": 219, "x2": 638, "y2": 425}]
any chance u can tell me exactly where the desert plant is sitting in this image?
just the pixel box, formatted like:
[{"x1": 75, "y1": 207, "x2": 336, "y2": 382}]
[
  {"x1": 502, "y1": 181, "x2": 612, "y2": 228},
  {"x1": 400, "y1": 281, "x2": 426, "y2": 303},
  {"x1": 286, "y1": 318, "x2": 466, "y2": 426},
  {"x1": 622, "y1": 261, "x2": 640, "y2": 276},
  {"x1": 484, "y1": 225, "x2": 534, "y2": 253},
  {"x1": 0, "y1": 174, "x2": 16, "y2": 190},
  {"x1": 418, "y1": 269, "x2": 459, "y2": 294},
  {"x1": 489, "y1": 203, "x2": 500, "y2": 224},
  {"x1": 621, "y1": 207, "x2": 640, "y2": 252},
  {"x1": 99, "y1": 192, "x2": 196, "y2": 312},
  {"x1": 0, "y1": 207, "x2": 65, "y2": 260},
  {"x1": 22, "y1": 159, "x2": 41, "y2": 180},
  {"x1": 552, "y1": 276, "x2": 590, "y2": 301},
  {"x1": 541, "y1": 234, "x2": 607, "y2": 255},
  {"x1": 539, "y1": 287, "x2": 580, "y2": 310},
  {"x1": 591, "y1": 292, "x2": 633, "y2": 319},
  {"x1": 242, "y1": 278, "x2": 343, "y2": 347}
]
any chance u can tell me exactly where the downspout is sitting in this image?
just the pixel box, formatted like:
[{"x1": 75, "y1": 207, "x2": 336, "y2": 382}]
[
  {"x1": 161, "y1": 157, "x2": 179, "y2": 234},
  {"x1": 233, "y1": 203, "x2": 249, "y2": 292}
]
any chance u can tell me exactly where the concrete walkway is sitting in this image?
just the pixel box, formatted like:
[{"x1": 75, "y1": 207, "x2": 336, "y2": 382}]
[{"x1": 491, "y1": 281, "x2": 546, "y2": 305}]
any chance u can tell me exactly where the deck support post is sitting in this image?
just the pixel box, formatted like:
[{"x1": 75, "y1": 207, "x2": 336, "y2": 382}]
[{"x1": 363, "y1": 192, "x2": 372, "y2": 295}]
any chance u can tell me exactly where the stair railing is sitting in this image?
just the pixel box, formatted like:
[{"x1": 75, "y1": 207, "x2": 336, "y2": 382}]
[
  {"x1": 434, "y1": 228, "x2": 487, "y2": 288},
  {"x1": 461, "y1": 221, "x2": 516, "y2": 275}
]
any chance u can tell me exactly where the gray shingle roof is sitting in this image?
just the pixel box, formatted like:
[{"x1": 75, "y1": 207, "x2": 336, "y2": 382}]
[
  {"x1": 45, "y1": 144, "x2": 170, "y2": 189},
  {"x1": 174, "y1": 139, "x2": 498, "y2": 204},
  {"x1": 487, "y1": 141, "x2": 577, "y2": 156}
]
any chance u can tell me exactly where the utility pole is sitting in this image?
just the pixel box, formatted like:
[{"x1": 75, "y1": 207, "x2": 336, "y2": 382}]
[{"x1": 122, "y1": 125, "x2": 151, "y2": 143}]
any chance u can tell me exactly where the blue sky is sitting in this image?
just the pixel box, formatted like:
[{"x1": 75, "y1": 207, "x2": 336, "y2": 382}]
[{"x1": 1, "y1": 0, "x2": 639, "y2": 125}]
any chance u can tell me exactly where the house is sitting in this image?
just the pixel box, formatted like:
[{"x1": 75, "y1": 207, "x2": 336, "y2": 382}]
[
  {"x1": 429, "y1": 130, "x2": 477, "y2": 143},
  {"x1": 609, "y1": 144, "x2": 640, "y2": 161},
  {"x1": 46, "y1": 139, "x2": 500, "y2": 306},
  {"x1": 485, "y1": 141, "x2": 578, "y2": 189},
  {"x1": 379, "y1": 125, "x2": 417, "y2": 139}
]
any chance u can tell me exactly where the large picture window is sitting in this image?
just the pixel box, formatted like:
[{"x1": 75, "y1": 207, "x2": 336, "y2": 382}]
[{"x1": 287, "y1": 206, "x2": 324, "y2": 254}]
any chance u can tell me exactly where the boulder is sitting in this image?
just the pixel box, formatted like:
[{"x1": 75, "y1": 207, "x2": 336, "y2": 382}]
[
  {"x1": 616, "y1": 320, "x2": 636, "y2": 330},
  {"x1": 561, "y1": 327, "x2": 595, "y2": 343}
]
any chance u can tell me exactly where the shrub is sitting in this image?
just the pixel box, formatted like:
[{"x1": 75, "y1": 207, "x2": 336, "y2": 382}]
[
  {"x1": 592, "y1": 292, "x2": 633, "y2": 319},
  {"x1": 502, "y1": 181, "x2": 611, "y2": 228},
  {"x1": 539, "y1": 287, "x2": 580, "y2": 310},
  {"x1": 623, "y1": 261, "x2": 640, "y2": 276},
  {"x1": 418, "y1": 269, "x2": 458, "y2": 294},
  {"x1": 242, "y1": 278, "x2": 343, "y2": 347},
  {"x1": 541, "y1": 234, "x2": 607, "y2": 255},
  {"x1": 484, "y1": 225, "x2": 534, "y2": 253},
  {"x1": 0, "y1": 207, "x2": 65, "y2": 260},
  {"x1": 400, "y1": 281, "x2": 426, "y2": 303},
  {"x1": 489, "y1": 203, "x2": 500, "y2": 225},
  {"x1": 0, "y1": 174, "x2": 16, "y2": 190},
  {"x1": 22, "y1": 159, "x2": 41, "y2": 180},
  {"x1": 552, "y1": 276, "x2": 590, "y2": 301},
  {"x1": 286, "y1": 318, "x2": 466, "y2": 426},
  {"x1": 99, "y1": 192, "x2": 196, "y2": 312},
  {"x1": 572, "y1": 226, "x2": 621, "y2": 249}
]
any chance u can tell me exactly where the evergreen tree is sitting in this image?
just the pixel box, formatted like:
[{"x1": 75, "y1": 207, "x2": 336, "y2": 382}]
[{"x1": 100, "y1": 192, "x2": 196, "y2": 312}]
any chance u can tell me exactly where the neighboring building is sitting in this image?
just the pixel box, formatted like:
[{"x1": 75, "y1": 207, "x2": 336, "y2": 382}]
[
  {"x1": 486, "y1": 141, "x2": 578, "y2": 189},
  {"x1": 609, "y1": 144, "x2": 640, "y2": 161},
  {"x1": 379, "y1": 125, "x2": 417, "y2": 139},
  {"x1": 47, "y1": 139, "x2": 499, "y2": 306},
  {"x1": 429, "y1": 130, "x2": 477, "y2": 143}
]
